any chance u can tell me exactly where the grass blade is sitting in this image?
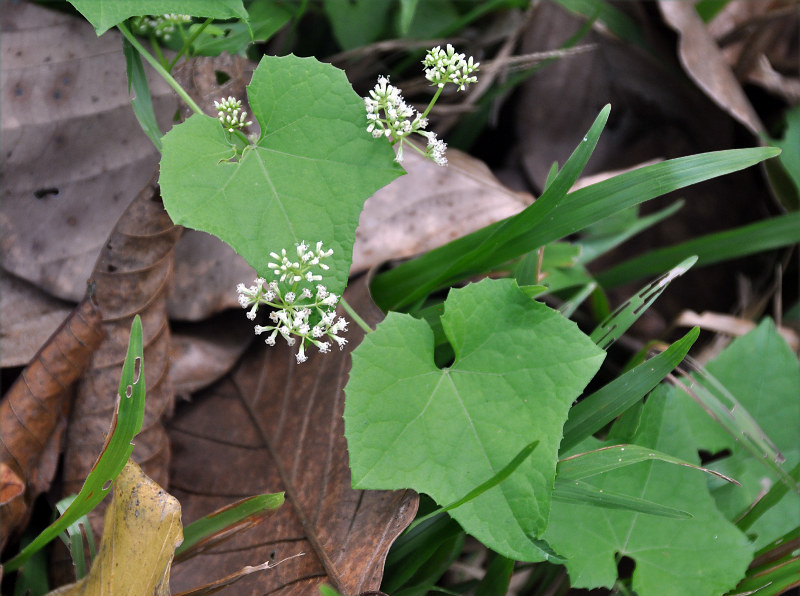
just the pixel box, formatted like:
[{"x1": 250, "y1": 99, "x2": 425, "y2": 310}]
[
  {"x1": 560, "y1": 327, "x2": 699, "y2": 454},
  {"x1": 596, "y1": 211, "x2": 800, "y2": 289},
  {"x1": 4, "y1": 316, "x2": 145, "y2": 572},
  {"x1": 122, "y1": 38, "x2": 163, "y2": 151}
]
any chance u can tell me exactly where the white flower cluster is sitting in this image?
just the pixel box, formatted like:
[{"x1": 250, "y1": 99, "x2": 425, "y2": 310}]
[
  {"x1": 130, "y1": 14, "x2": 192, "y2": 42},
  {"x1": 364, "y1": 45, "x2": 478, "y2": 167},
  {"x1": 423, "y1": 44, "x2": 480, "y2": 91},
  {"x1": 214, "y1": 96, "x2": 252, "y2": 132},
  {"x1": 364, "y1": 76, "x2": 446, "y2": 166},
  {"x1": 236, "y1": 242, "x2": 348, "y2": 364}
]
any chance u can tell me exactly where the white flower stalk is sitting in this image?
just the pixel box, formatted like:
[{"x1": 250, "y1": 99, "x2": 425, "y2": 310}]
[
  {"x1": 423, "y1": 44, "x2": 480, "y2": 91},
  {"x1": 214, "y1": 96, "x2": 253, "y2": 132},
  {"x1": 237, "y1": 241, "x2": 348, "y2": 364},
  {"x1": 130, "y1": 14, "x2": 192, "y2": 42}
]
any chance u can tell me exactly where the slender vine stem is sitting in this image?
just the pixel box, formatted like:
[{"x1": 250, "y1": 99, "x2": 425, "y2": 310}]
[
  {"x1": 420, "y1": 86, "x2": 444, "y2": 120},
  {"x1": 117, "y1": 22, "x2": 204, "y2": 117},
  {"x1": 340, "y1": 298, "x2": 373, "y2": 334},
  {"x1": 169, "y1": 17, "x2": 214, "y2": 71}
]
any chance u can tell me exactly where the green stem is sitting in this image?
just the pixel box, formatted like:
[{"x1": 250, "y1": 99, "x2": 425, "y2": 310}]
[
  {"x1": 340, "y1": 298, "x2": 372, "y2": 334},
  {"x1": 117, "y1": 22, "x2": 204, "y2": 117},
  {"x1": 148, "y1": 32, "x2": 169, "y2": 69},
  {"x1": 169, "y1": 17, "x2": 214, "y2": 71},
  {"x1": 420, "y1": 86, "x2": 443, "y2": 119}
]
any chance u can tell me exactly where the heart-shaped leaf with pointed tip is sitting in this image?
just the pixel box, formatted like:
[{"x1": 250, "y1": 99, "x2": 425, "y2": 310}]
[
  {"x1": 160, "y1": 54, "x2": 403, "y2": 297},
  {"x1": 344, "y1": 278, "x2": 605, "y2": 561}
]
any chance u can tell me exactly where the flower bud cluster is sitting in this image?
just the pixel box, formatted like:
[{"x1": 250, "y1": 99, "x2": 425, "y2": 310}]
[
  {"x1": 130, "y1": 14, "x2": 192, "y2": 42},
  {"x1": 214, "y1": 96, "x2": 253, "y2": 132},
  {"x1": 236, "y1": 242, "x2": 348, "y2": 364},
  {"x1": 423, "y1": 44, "x2": 480, "y2": 91}
]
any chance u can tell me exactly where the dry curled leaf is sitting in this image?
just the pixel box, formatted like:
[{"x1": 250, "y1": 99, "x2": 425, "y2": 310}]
[
  {"x1": 63, "y1": 179, "x2": 180, "y2": 514},
  {"x1": 168, "y1": 275, "x2": 417, "y2": 595},
  {"x1": 659, "y1": 0, "x2": 765, "y2": 136},
  {"x1": 0, "y1": 2, "x2": 179, "y2": 303},
  {"x1": 0, "y1": 297, "x2": 104, "y2": 550},
  {"x1": 49, "y1": 459, "x2": 183, "y2": 596}
]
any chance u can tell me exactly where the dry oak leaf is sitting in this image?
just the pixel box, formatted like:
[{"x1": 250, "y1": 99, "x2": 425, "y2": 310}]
[
  {"x1": 168, "y1": 275, "x2": 417, "y2": 595},
  {"x1": 0, "y1": 2, "x2": 179, "y2": 303},
  {"x1": 0, "y1": 296, "x2": 104, "y2": 550}
]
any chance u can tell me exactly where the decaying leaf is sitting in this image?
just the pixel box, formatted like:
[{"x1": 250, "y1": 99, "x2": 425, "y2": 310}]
[
  {"x1": 0, "y1": 271, "x2": 74, "y2": 368},
  {"x1": 352, "y1": 145, "x2": 531, "y2": 273},
  {"x1": 168, "y1": 275, "x2": 418, "y2": 595},
  {"x1": 0, "y1": 2, "x2": 178, "y2": 303},
  {"x1": 169, "y1": 311, "x2": 254, "y2": 398},
  {"x1": 659, "y1": 1, "x2": 765, "y2": 136},
  {"x1": 514, "y1": 2, "x2": 729, "y2": 191},
  {"x1": 0, "y1": 297, "x2": 104, "y2": 550},
  {"x1": 63, "y1": 179, "x2": 180, "y2": 511},
  {"x1": 48, "y1": 459, "x2": 183, "y2": 596}
]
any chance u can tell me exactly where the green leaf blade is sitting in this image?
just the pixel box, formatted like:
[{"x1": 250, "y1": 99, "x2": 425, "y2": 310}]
[
  {"x1": 68, "y1": 0, "x2": 249, "y2": 35},
  {"x1": 160, "y1": 55, "x2": 403, "y2": 296},
  {"x1": 345, "y1": 278, "x2": 605, "y2": 561}
]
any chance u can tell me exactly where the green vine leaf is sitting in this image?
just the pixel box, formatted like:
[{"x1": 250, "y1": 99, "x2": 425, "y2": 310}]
[
  {"x1": 544, "y1": 386, "x2": 753, "y2": 595},
  {"x1": 68, "y1": 0, "x2": 249, "y2": 35},
  {"x1": 344, "y1": 278, "x2": 605, "y2": 561},
  {"x1": 160, "y1": 54, "x2": 403, "y2": 296}
]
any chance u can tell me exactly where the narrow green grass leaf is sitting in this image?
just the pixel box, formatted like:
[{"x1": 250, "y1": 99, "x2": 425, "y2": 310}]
[
  {"x1": 383, "y1": 513, "x2": 463, "y2": 593},
  {"x1": 552, "y1": 479, "x2": 692, "y2": 519},
  {"x1": 372, "y1": 105, "x2": 611, "y2": 311},
  {"x1": 557, "y1": 444, "x2": 738, "y2": 485},
  {"x1": 372, "y1": 136, "x2": 778, "y2": 312},
  {"x1": 174, "y1": 492, "x2": 284, "y2": 561},
  {"x1": 474, "y1": 553, "x2": 515, "y2": 596},
  {"x1": 4, "y1": 316, "x2": 145, "y2": 572},
  {"x1": 596, "y1": 211, "x2": 800, "y2": 289},
  {"x1": 561, "y1": 328, "x2": 699, "y2": 454},
  {"x1": 56, "y1": 495, "x2": 96, "y2": 580},
  {"x1": 590, "y1": 256, "x2": 697, "y2": 350},
  {"x1": 406, "y1": 441, "x2": 539, "y2": 532},
  {"x1": 122, "y1": 38, "x2": 162, "y2": 151}
]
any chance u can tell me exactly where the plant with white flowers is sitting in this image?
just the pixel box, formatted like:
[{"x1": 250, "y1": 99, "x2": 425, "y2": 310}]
[
  {"x1": 130, "y1": 13, "x2": 192, "y2": 42},
  {"x1": 364, "y1": 44, "x2": 479, "y2": 166},
  {"x1": 214, "y1": 96, "x2": 253, "y2": 133},
  {"x1": 236, "y1": 241, "x2": 348, "y2": 364}
]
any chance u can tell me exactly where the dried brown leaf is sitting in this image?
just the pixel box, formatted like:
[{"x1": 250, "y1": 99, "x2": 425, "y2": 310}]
[
  {"x1": 63, "y1": 179, "x2": 180, "y2": 505},
  {"x1": 353, "y1": 145, "x2": 531, "y2": 273},
  {"x1": 0, "y1": 2, "x2": 179, "y2": 303},
  {"x1": 169, "y1": 311, "x2": 254, "y2": 398},
  {"x1": 0, "y1": 271, "x2": 74, "y2": 368},
  {"x1": 0, "y1": 297, "x2": 104, "y2": 549},
  {"x1": 515, "y1": 2, "x2": 728, "y2": 190},
  {"x1": 168, "y1": 276, "x2": 417, "y2": 595},
  {"x1": 659, "y1": 1, "x2": 765, "y2": 136}
]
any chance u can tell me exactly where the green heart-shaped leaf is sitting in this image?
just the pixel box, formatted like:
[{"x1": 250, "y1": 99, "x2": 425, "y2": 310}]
[
  {"x1": 344, "y1": 278, "x2": 605, "y2": 561},
  {"x1": 160, "y1": 54, "x2": 403, "y2": 296}
]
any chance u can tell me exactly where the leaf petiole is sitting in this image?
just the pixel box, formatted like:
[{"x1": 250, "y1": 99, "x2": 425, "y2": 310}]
[{"x1": 117, "y1": 22, "x2": 204, "y2": 118}]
